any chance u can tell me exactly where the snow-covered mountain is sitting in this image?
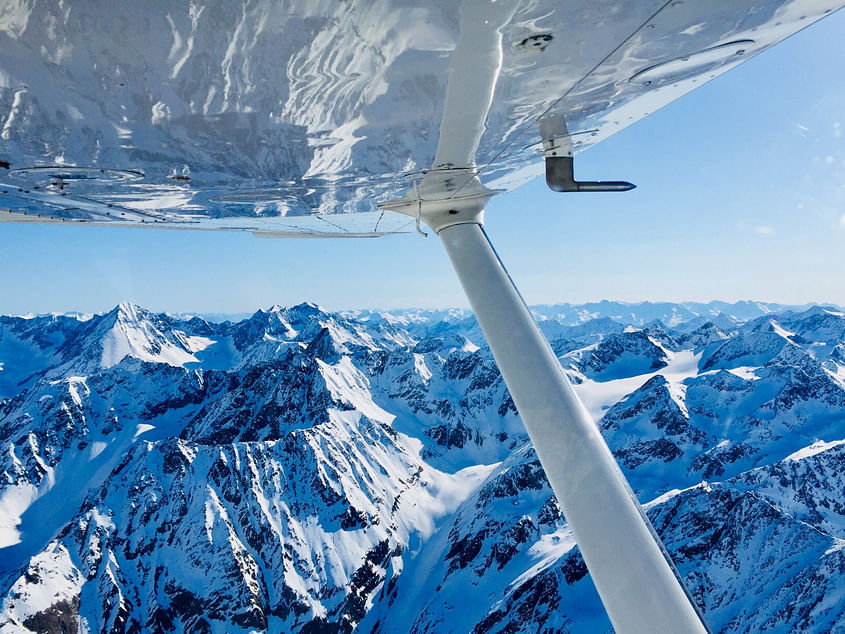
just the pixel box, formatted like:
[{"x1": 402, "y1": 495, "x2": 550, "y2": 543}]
[{"x1": 0, "y1": 301, "x2": 843, "y2": 632}]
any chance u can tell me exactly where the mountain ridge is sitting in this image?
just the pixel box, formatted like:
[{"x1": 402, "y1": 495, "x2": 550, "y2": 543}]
[{"x1": 0, "y1": 301, "x2": 843, "y2": 632}]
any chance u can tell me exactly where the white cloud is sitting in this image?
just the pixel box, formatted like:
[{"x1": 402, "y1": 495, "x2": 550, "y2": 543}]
[
  {"x1": 835, "y1": 122, "x2": 842, "y2": 138},
  {"x1": 755, "y1": 225, "x2": 774, "y2": 235},
  {"x1": 840, "y1": 214, "x2": 845, "y2": 227}
]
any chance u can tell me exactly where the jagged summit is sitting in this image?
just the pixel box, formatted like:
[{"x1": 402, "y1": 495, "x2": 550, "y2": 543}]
[
  {"x1": 562, "y1": 329, "x2": 670, "y2": 381},
  {"x1": 259, "y1": 301, "x2": 325, "y2": 320},
  {"x1": 677, "y1": 320, "x2": 731, "y2": 349},
  {"x1": 0, "y1": 301, "x2": 843, "y2": 632},
  {"x1": 112, "y1": 300, "x2": 144, "y2": 319},
  {"x1": 67, "y1": 302, "x2": 198, "y2": 370}
]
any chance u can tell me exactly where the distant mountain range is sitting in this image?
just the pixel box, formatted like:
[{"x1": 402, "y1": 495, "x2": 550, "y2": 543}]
[{"x1": 0, "y1": 301, "x2": 843, "y2": 633}]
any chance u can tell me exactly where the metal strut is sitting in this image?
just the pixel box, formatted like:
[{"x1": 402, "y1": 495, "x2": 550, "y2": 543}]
[
  {"x1": 382, "y1": 174, "x2": 709, "y2": 631},
  {"x1": 436, "y1": 216, "x2": 710, "y2": 633},
  {"x1": 379, "y1": 2, "x2": 706, "y2": 628}
]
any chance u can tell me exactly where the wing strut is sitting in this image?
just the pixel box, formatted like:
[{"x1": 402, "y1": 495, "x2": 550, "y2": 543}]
[
  {"x1": 437, "y1": 207, "x2": 710, "y2": 633},
  {"x1": 381, "y1": 1, "x2": 710, "y2": 629},
  {"x1": 383, "y1": 174, "x2": 709, "y2": 631}
]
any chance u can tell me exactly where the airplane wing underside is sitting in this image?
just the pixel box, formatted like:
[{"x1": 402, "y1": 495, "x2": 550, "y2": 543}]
[{"x1": 0, "y1": 0, "x2": 842, "y2": 236}]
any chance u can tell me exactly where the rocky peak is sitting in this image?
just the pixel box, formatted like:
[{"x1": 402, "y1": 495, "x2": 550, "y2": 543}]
[
  {"x1": 568, "y1": 329, "x2": 669, "y2": 381},
  {"x1": 1, "y1": 300, "x2": 844, "y2": 633},
  {"x1": 677, "y1": 320, "x2": 730, "y2": 349}
]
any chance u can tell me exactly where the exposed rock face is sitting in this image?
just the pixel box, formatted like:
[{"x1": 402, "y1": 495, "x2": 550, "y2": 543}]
[
  {"x1": 0, "y1": 302, "x2": 843, "y2": 632},
  {"x1": 561, "y1": 329, "x2": 670, "y2": 381}
]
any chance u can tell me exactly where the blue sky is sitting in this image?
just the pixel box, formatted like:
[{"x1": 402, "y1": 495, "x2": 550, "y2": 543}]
[{"x1": 2, "y1": 10, "x2": 844, "y2": 316}]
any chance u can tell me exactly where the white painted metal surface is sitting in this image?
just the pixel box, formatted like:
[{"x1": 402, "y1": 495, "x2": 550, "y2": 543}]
[{"x1": 440, "y1": 220, "x2": 709, "y2": 634}]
